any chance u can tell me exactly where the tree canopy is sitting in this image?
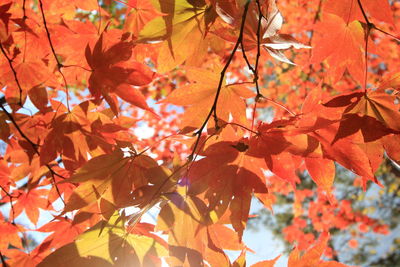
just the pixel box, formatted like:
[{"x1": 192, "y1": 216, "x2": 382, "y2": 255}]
[{"x1": 0, "y1": 0, "x2": 399, "y2": 266}]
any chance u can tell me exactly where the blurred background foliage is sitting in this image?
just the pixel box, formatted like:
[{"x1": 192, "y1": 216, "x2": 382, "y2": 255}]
[{"x1": 249, "y1": 158, "x2": 400, "y2": 266}]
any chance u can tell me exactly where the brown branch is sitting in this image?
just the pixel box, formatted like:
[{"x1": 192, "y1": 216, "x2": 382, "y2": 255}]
[
  {"x1": 308, "y1": 0, "x2": 323, "y2": 45},
  {"x1": 0, "y1": 251, "x2": 9, "y2": 267},
  {"x1": 373, "y1": 27, "x2": 400, "y2": 42},
  {"x1": 250, "y1": 101, "x2": 258, "y2": 136},
  {"x1": 22, "y1": 0, "x2": 27, "y2": 19},
  {"x1": 0, "y1": 43, "x2": 24, "y2": 106},
  {"x1": 97, "y1": 0, "x2": 102, "y2": 35},
  {"x1": 37, "y1": 0, "x2": 71, "y2": 112},
  {"x1": 188, "y1": 0, "x2": 251, "y2": 160},
  {"x1": 0, "y1": 103, "x2": 39, "y2": 152},
  {"x1": 303, "y1": 0, "x2": 323, "y2": 94},
  {"x1": 0, "y1": 103, "x2": 66, "y2": 203},
  {"x1": 0, "y1": 185, "x2": 16, "y2": 223},
  {"x1": 357, "y1": 0, "x2": 372, "y2": 91},
  {"x1": 357, "y1": 0, "x2": 371, "y2": 25},
  {"x1": 240, "y1": 0, "x2": 263, "y2": 98},
  {"x1": 254, "y1": 0, "x2": 263, "y2": 99}
]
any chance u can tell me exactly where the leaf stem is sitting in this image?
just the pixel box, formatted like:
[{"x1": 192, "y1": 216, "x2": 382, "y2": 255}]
[
  {"x1": 357, "y1": 0, "x2": 371, "y2": 91},
  {"x1": 63, "y1": 64, "x2": 93, "y2": 72},
  {"x1": 0, "y1": 185, "x2": 16, "y2": 223},
  {"x1": 263, "y1": 97, "x2": 296, "y2": 116},
  {"x1": 189, "y1": 0, "x2": 251, "y2": 160},
  {"x1": 38, "y1": 0, "x2": 71, "y2": 112},
  {"x1": 226, "y1": 122, "x2": 259, "y2": 135},
  {"x1": 0, "y1": 251, "x2": 8, "y2": 267},
  {"x1": 0, "y1": 43, "x2": 24, "y2": 106},
  {"x1": 97, "y1": 0, "x2": 102, "y2": 35}
]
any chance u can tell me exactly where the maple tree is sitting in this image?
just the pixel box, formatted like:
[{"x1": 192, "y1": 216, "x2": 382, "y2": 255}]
[{"x1": 0, "y1": 0, "x2": 399, "y2": 266}]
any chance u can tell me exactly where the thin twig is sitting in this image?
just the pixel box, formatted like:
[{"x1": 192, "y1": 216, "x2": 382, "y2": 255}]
[
  {"x1": 250, "y1": 100, "x2": 258, "y2": 137},
  {"x1": 1, "y1": 103, "x2": 38, "y2": 152},
  {"x1": 373, "y1": 27, "x2": 400, "y2": 42},
  {"x1": 308, "y1": 0, "x2": 323, "y2": 45},
  {"x1": 127, "y1": 160, "x2": 191, "y2": 226},
  {"x1": 357, "y1": 0, "x2": 372, "y2": 91},
  {"x1": 0, "y1": 185, "x2": 16, "y2": 223},
  {"x1": 63, "y1": 64, "x2": 93, "y2": 72},
  {"x1": 304, "y1": 0, "x2": 323, "y2": 96},
  {"x1": 137, "y1": 132, "x2": 181, "y2": 157},
  {"x1": 240, "y1": 0, "x2": 263, "y2": 97},
  {"x1": 226, "y1": 122, "x2": 259, "y2": 135},
  {"x1": 357, "y1": 0, "x2": 371, "y2": 25},
  {"x1": 22, "y1": 0, "x2": 27, "y2": 19},
  {"x1": 263, "y1": 97, "x2": 296, "y2": 116},
  {"x1": 0, "y1": 43, "x2": 24, "y2": 106},
  {"x1": 97, "y1": 0, "x2": 102, "y2": 35},
  {"x1": 37, "y1": 0, "x2": 71, "y2": 112},
  {"x1": 0, "y1": 251, "x2": 8, "y2": 267},
  {"x1": 1, "y1": 103, "x2": 66, "y2": 203},
  {"x1": 254, "y1": 0, "x2": 263, "y2": 98},
  {"x1": 188, "y1": 0, "x2": 251, "y2": 160},
  {"x1": 22, "y1": 0, "x2": 28, "y2": 63}
]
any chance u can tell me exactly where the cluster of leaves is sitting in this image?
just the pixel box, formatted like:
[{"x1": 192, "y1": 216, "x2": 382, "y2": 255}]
[
  {"x1": 0, "y1": 0, "x2": 399, "y2": 266},
  {"x1": 251, "y1": 159, "x2": 400, "y2": 266}
]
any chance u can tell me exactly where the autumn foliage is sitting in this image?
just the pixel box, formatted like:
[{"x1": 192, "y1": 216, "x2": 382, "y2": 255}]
[{"x1": 0, "y1": 0, "x2": 399, "y2": 266}]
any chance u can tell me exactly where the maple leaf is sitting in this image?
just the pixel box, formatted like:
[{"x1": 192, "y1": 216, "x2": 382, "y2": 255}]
[
  {"x1": 323, "y1": 0, "x2": 394, "y2": 25},
  {"x1": 0, "y1": 215, "x2": 23, "y2": 251},
  {"x1": 305, "y1": 157, "x2": 335, "y2": 197},
  {"x1": 3, "y1": 249, "x2": 42, "y2": 267},
  {"x1": 382, "y1": 134, "x2": 400, "y2": 164},
  {"x1": 312, "y1": 122, "x2": 383, "y2": 188},
  {"x1": 39, "y1": 214, "x2": 167, "y2": 266},
  {"x1": 138, "y1": 0, "x2": 217, "y2": 72},
  {"x1": 288, "y1": 232, "x2": 349, "y2": 267},
  {"x1": 250, "y1": 255, "x2": 280, "y2": 267},
  {"x1": 12, "y1": 188, "x2": 50, "y2": 225},
  {"x1": 0, "y1": 110, "x2": 10, "y2": 142},
  {"x1": 156, "y1": 184, "x2": 243, "y2": 266},
  {"x1": 187, "y1": 127, "x2": 268, "y2": 239},
  {"x1": 63, "y1": 149, "x2": 162, "y2": 213},
  {"x1": 1, "y1": 60, "x2": 52, "y2": 93},
  {"x1": 247, "y1": 1, "x2": 310, "y2": 64},
  {"x1": 156, "y1": 185, "x2": 209, "y2": 266},
  {"x1": 0, "y1": 2, "x2": 12, "y2": 41},
  {"x1": 121, "y1": 0, "x2": 165, "y2": 36},
  {"x1": 40, "y1": 102, "x2": 116, "y2": 166},
  {"x1": 28, "y1": 86, "x2": 49, "y2": 113},
  {"x1": 85, "y1": 33, "x2": 156, "y2": 113},
  {"x1": 216, "y1": 0, "x2": 309, "y2": 64},
  {"x1": 248, "y1": 118, "x2": 321, "y2": 187},
  {"x1": 311, "y1": 13, "x2": 365, "y2": 83},
  {"x1": 378, "y1": 72, "x2": 400, "y2": 91},
  {"x1": 42, "y1": 0, "x2": 100, "y2": 19},
  {"x1": 160, "y1": 67, "x2": 255, "y2": 132},
  {"x1": 323, "y1": 89, "x2": 400, "y2": 141},
  {"x1": 36, "y1": 217, "x2": 87, "y2": 250}
]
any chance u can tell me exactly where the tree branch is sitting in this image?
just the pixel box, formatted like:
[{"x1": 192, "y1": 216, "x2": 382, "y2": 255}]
[
  {"x1": 357, "y1": 0, "x2": 371, "y2": 91},
  {"x1": 37, "y1": 0, "x2": 71, "y2": 112},
  {"x1": 0, "y1": 103, "x2": 66, "y2": 203},
  {"x1": 189, "y1": 0, "x2": 252, "y2": 160},
  {"x1": 0, "y1": 185, "x2": 17, "y2": 223},
  {"x1": 0, "y1": 43, "x2": 24, "y2": 106}
]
